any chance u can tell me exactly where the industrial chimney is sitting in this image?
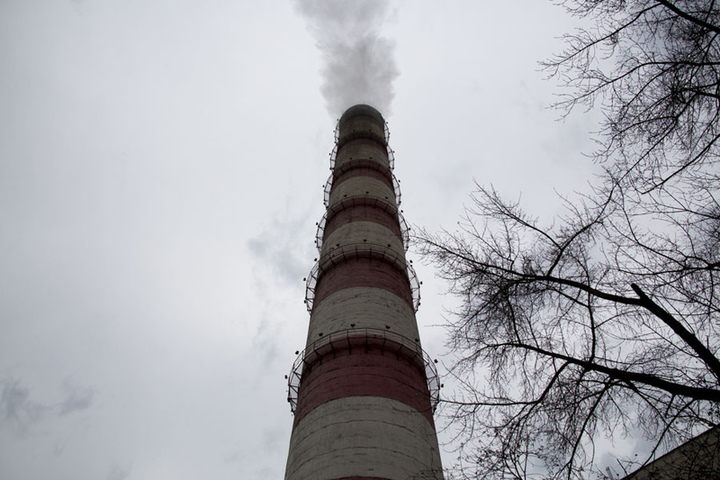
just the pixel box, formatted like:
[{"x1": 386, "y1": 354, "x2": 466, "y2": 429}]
[{"x1": 284, "y1": 104, "x2": 444, "y2": 480}]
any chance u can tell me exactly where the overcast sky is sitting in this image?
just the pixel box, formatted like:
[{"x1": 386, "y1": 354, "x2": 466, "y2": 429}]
[{"x1": 0, "y1": 1, "x2": 603, "y2": 479}]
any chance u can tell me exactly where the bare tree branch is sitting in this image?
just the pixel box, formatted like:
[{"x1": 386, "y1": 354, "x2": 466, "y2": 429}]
[{"x1": 422, "y1": 2, "x2": 720, "y2": 478}]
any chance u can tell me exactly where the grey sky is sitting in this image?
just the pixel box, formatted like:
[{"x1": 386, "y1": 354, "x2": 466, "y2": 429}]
[{"x1": 1, "y1": 1, "x2": 604, "y2": 479}]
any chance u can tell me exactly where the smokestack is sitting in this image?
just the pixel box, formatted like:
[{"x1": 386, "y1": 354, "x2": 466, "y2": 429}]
[{"x1": 284, "y1": 104, "x2": 444, "y2": 480}]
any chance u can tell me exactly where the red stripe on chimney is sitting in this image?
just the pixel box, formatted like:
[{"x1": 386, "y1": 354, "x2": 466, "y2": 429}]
[
  {"x1": 324, "y1": 199, "x2": 402, "y2": 241},
  {"x1": 293, "y1": 336, "x2": 434, "y2": 426},
  {"x1": 333, "y1": 159, "x2": 393, "y2": 190},
  {"x1": 336, "y1": 132, "x2": 386, "y2": 151},
  {"x1": 313, "y1": 255, "x2": 412, "y2": 310}
]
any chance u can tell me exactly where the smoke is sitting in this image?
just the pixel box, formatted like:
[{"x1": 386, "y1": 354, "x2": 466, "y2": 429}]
[{"x1": 294, "y1": 0, "x2": 400, "y2": 117}]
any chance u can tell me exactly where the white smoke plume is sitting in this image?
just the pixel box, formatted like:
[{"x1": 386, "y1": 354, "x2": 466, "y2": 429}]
[{"x1": 293, "y1": 0, "x2": 400, "y2": 117}]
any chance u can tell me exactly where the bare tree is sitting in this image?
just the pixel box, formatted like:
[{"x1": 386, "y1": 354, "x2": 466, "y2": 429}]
[
  {"x1": 419, "y1": 1, "x2": 720, "y2": 478},
  {"x1": 548, "y1": 0, "x2": 720, "y2": 193}
]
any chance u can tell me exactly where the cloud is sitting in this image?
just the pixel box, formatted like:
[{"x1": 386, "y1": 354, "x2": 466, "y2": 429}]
[
  {"x1": 247, "y1": 216, "x2": 313, "y2": 287},
  {"x1": 293, "y1": 0, "x2": 400, "y2": 116},
  {"x1": 107, "y1": 464, "x2": 131, "y2": 480},
  {"x1": 0, "y1": 380, "x2": 48, "y2": 432},
  {"x1": 250, "y1": 311, "x2": 283, "y2": 367},
  {"x1": 0, "y1": 378, "x2": 95, "y2": 433},
  {"x1": 58, "y1": 381, "x2": 95, "y2": 416}
]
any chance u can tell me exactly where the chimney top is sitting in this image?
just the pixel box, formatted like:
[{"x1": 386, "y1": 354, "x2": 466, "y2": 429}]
[{"x1": 340, "y1": 104, "x2": 385, "y2": 125}]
